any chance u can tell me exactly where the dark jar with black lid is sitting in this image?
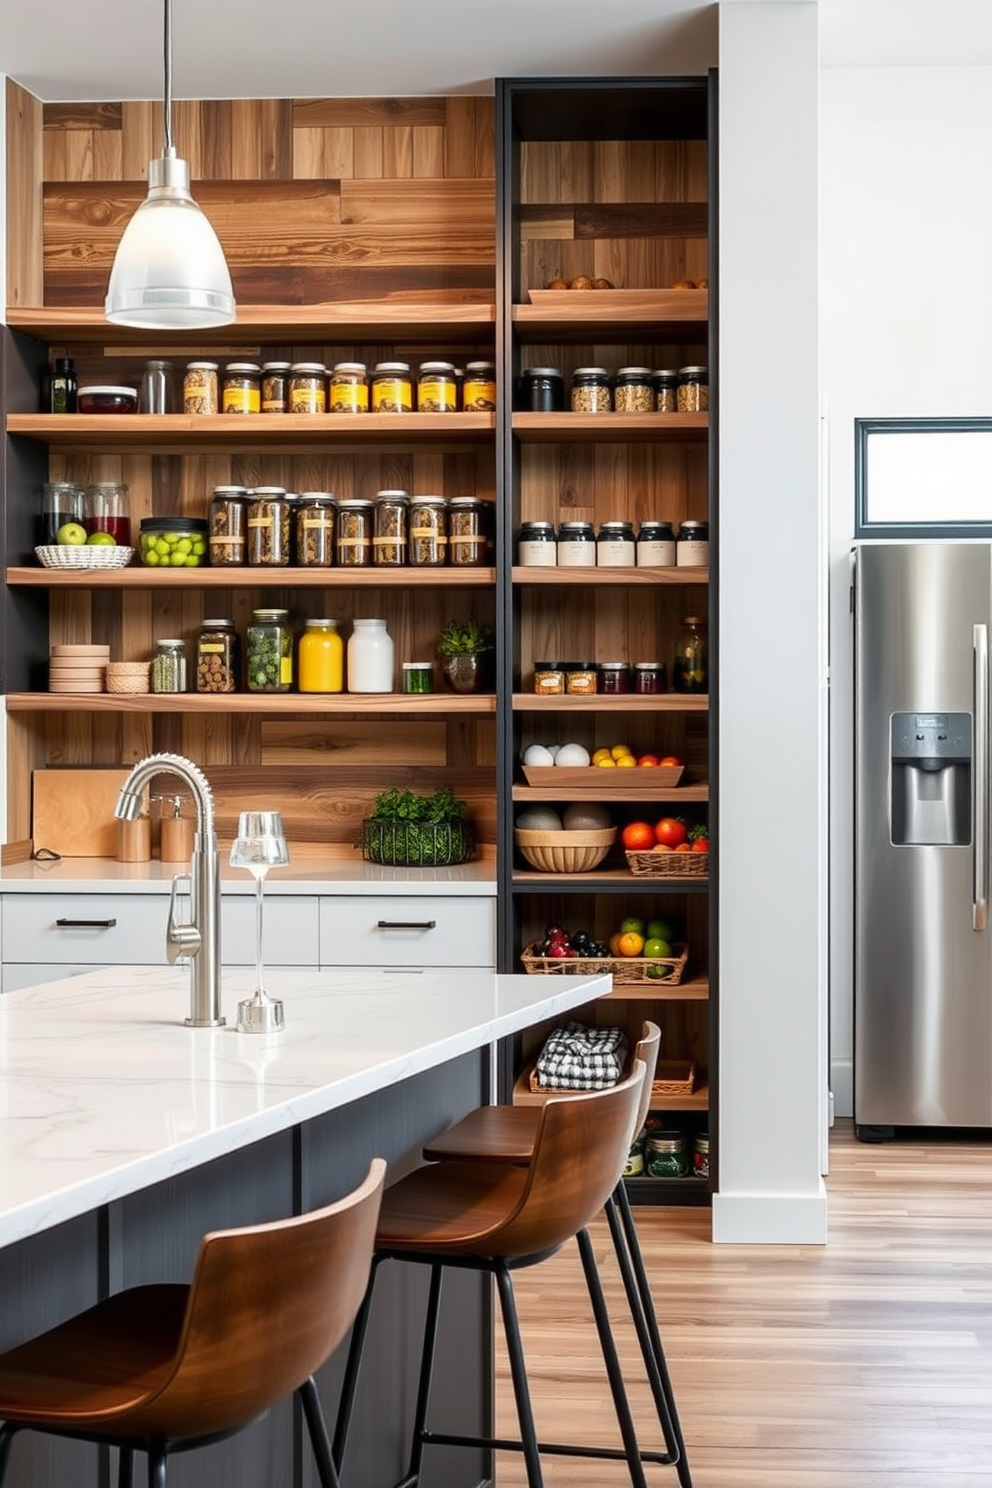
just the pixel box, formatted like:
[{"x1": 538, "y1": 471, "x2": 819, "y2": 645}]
[
  {"x1": 519, "y1": 366, "x2": 565, "y2": 412},
  {"x1": 637, "y1": 520, "x2": 676, "y2": 567}
]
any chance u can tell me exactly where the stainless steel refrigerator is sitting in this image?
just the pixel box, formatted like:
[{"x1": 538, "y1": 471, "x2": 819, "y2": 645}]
[{"x1": 854, "y1": 541, "x2": 992, "y2": 1137}]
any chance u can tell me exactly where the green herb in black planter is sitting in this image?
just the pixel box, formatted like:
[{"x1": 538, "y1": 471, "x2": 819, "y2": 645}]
[
  {"x1": 436, "y1": 618, "x2": 495, "y2": 694},
  {"x1": 361, "y1": 786, "x2": 476, "y2": 867}
]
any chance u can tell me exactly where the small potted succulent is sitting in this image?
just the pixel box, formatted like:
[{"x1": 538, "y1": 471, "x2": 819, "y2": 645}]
[
  {"x1": 436, "y1": 617, "x2": 495, "y2": 694},
  {"x1": 361, "y1": 786, "x2": 475, "y2": 867}
]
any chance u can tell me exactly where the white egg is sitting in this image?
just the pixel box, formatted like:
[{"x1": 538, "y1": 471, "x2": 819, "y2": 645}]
[
  {"x1": 522, "y1": 744, "x2": 555, "y2": 767},
  {"x1": 554, "y1": 742, "x2": 591, "y2": 767},
  {"x1": 515, "y1": 806, "x2": 563, "y2": 831},
  {"x1": 563, "y1": 802, "x2": 612, "y2": 831}
]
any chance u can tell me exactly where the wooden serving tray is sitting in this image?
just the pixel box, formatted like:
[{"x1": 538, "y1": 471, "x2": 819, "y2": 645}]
[{"x1": 522, "y1": 764, "x2": 683, "y2": 790}]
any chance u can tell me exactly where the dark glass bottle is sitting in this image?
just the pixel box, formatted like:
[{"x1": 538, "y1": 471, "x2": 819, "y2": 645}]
[{"x1": 44, "y1": 357, "x2": 77, "y2": 413}]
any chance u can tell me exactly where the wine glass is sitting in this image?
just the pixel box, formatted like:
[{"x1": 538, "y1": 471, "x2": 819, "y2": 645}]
[{"x1": 229, "y1": 811, "x2": 289, "y2": 1033}]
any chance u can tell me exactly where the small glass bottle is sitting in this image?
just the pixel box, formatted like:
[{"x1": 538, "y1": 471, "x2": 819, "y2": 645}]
[
  {"x1": 140, "y1": 359, "x2": 174, "y2": 414},
  {"x1": 408, "y1": 497, "x2": 448, "y2": 566},
  {"x1": 570, "y1": 367, "x2": 611, "y2": 414},
  {"x1": 196, "y1": 619, "x2": 239, "y2": 694},
  {"x1": 677, "y1": 365, "x2": 709, "y2": 413},
  {"x1": 347, "y1": 618, "x2": 394, "y2": 693},
  {"x1": 371, "y1": 362, "x2": 413, "y2": 413},
  {"x1": 295, "y1": 493, "x2": 336, "y2": 567},
  {"x1": 222, "y1": 362, "x2": 261, "y2": 414},
  {"x1": 336, "y1": 498, "x2": 374, "y2": 567},
  {"x1": 462, "y1": 360, "x2": 496, "y2": 411},
  {"x1": 417, "y1": 361, "x2": 457, "y2": 412},
  {"x1": 373, "y1": 490, "x2": 409, "y2": 567},
  {"x1": 654, "y1": 369, "x2": 679, "y2": 413},
  {"x1": 676, "y1": 519, "x2": 709, "y2": 568},
  {"x1": 596, "y1": 520, "x2": 636, "y2": 568},
  {"x1": 183, "y1": 361, "x2": 219, "y2": 415},
  {"x1": 247, "y1": 488, "x2": 292, "y2": 566},
  {"x1": 557, "y1": 521, "x2": 597, "y2": 568},
  {"x1": 209, "y1": 486, "x2": 249, "y2": 567},
  {"x1": 613, "y1": 367, "x2": 655, "y2": 413},
  {"x1": 298, "y1": 618, "x2": 344, "y2": 693},
  {"x1": 289, "y1": 362, "x2": 327, "y2": 414},
  {"x1": 672, "y1": 616, "x2": 708, "y2": 694},
  {"x1": 637, "y1": 520, "x2": 676, "y2": 567},
  {"x1": 518, "y1": 521, "x2": 557, "y2": 567},
  {"x1": 261, "y1": 361, "x2": 292, "y2": 414},
  {"x1": 448, "y1": 497, "x2": 489, "y2": 567},
  {"x1": 45, "y1": 356, "x2": 78, "y2": 414},
  {"x1": 152, "y1": 639, "x2": 187, "y2": 694},
  {"x1": 330, "y1": 362, "x2": 369, "y2": 414},
  {"x1": 246, "y1": 608, "x2": 293, "y2": 693}
]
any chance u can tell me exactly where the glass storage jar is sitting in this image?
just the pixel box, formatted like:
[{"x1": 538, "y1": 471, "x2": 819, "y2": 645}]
[
  {"x1": 448, "y1": 497, "x2": 489, "y2": 566},
  {"x1": 247, "y1": 487, "x2": 292, "y2": 566},
  {"x1": 261, "y1": 361, "x2": 291, "y2": 414},
  {"x1": 373, "y1": 490, "x2": 409, "y2": 567},
  {"x1": 152, "y1": 639, "x2": 187, "y2": 694},
  {"x1": 209, "y1": 486, "x2": 249, "y2": 567},
  {"x1": 677, "y1": 365, "x2": 709, "y2": 413},
  {"x1": 295, "y1": 493, "x2": 336, "y2": 567},
  {"x1": 613, "y1": 366, "x2": 655, "y2": 413},
  {"x1": 336, "y1": 498, "x2": 374, "y2": 567},
  {"x1": 408, "y1": 497, "x2": 448, "y2": 566},
  {"x1": 462, "y1": 360, "x2": 496, "y2": 411},
  {"x1": 183, "y1": 360, "x2": 218, "y2": 414},
  {"x1": 289, "y1": 362, "x2": 327, "y2": 414},
  {"x1": 596, "y1": 520, "x2": 636, "y2": 567},
  {"x1": 298, "y1": 618, "x2": 343, "y2": 693},
  {"x1": 222, "y1": 362, "x2": 261, "y2": 414},
  {"x1": 653, "y1": 369, "x2": 679, "y2": 413},
  {"x1": 672, "y1": 615, "x2": 708, "y2": 694},
  {"x1": 402, "y1": 661, "x2": 434, "y2": 694},
  {"x1": 40, "y1": 480, "x2": 84, "y2": 546},
  {"x1": 85, "y1": 481, "x2": 131, "y2": 545},
  {"x1": 329, "y1": 362, "x2": 369, "y2": 414},
  {"x1": 196, "y1": 619, "x2": 239, "y2": 694},
  {"x1": 571, "y1": 367, "x2": 611, "y2": 413},
  {"x1": 517, "y1": 521, "x2": 557, "y2": 567},
  {"x1": 693, "y1": 1133, "x2": 710, "y2": 1179},
  {"x1": 564, "y1": 661, "x2": 597, "y2": 696},
  {"x1": 140, "y1": 359, "x2": 174, "y2": 414},
  {"x1": 598, "y1": 661, "x2": 631, "y2": 695},
  {"x1": 371, "y1": 362, "x2": 412, "y2": 413},
  {"x1": 633, "y1": 661, "x2": 667, "y2": 695},
  {"x1": 533, "y1": 662, "x2": 564, "y2": 696},
  {"x1": 520, "y1": 366, "x2": 565, "y2": 412},
  {"x1": 645, "y1": 1132, "x2": 689, "y2": 1178},
  {"x1": 417, "y1": 361, "x2": 457, "y2": 412},
  {"x1": 347, "y1": 617, "x2": 394, "y2": 693},
  {"x1": 637, "y1": 520, "x2": 676, "y2": 567},
  {"x1": 557, "y1": 521, "x2": 597, "y2": 567},
  {"x1": 676, "y1": 519, "x2": 709, "y2": 568},
  {"x1": 247, "y1": 608, "x2": 293, "y2": 693}
]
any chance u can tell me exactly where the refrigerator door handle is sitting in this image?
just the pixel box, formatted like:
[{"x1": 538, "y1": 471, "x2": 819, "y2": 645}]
[{"x1": 974, "y1": 622, "x2": 989, "y2": 931}]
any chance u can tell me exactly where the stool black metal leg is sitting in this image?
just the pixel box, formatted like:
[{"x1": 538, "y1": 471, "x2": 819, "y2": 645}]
[
  {"x1": 397, "y1": 1263, "x2": 444, "y2": 1488},
  {"x1": 494, "y1": 1261, "x2": 545, "y2": 1488},
  {"x1": 299, "y1": 1375, "x2": 341, "y2": 1488},
  {"x1": 0, "y1": 1423, "x2": 21, "y2": 1488},
  {"x1": 145, "y1": 1444, "x2": 167, "y2": 1488},
  {"x1": 332, "y1": 1254, "x2": 382, "y2": 1472},
  {"x1": 117, "y1": 1446, "x2": 135, "y2": 1488},
  {"x1": 575, "y1": 1225, "x2": 649, "y2": 1488}
]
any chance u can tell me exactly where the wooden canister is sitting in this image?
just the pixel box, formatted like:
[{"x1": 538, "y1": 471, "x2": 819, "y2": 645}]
[
  {"x1": 117, "y1": 816, "x2": 151, "y2": 863},
  {"x1": 160, "y1": 815, "x2": 195, "y2": 864}
]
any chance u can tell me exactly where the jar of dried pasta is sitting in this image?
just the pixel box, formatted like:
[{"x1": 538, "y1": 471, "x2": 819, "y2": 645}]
[
  {"x1": 462, "y1": 360, "x2": 496, "y2": 411},
  {"x1": 336, "y1": 498, "x2": 374, "y2": 567},
  {"x1": 654, "y1": 369, "x2": 678, "y2": 414},
  {"x1": 613, "y1": 367, "x2": 655, "y2": 413},
  {"x1": 371, "y1": 362, "x2": 412, "y2": 413},
  {"x1": 373, "y1": 490, "x2": 409, "y2": 567},
  {"x1": 408, "y1": 496, "x2": 448, "y2": 567},
  {"x1": 417, "y1": 361, "x2": 457, "y2": 413},
  {"x1": 571, "y1": 367, "x2": 611, "y2": 414},
  {"x1": 183, "y1": 361, "x2": 218, "y2": 415},
  {"x1": 247, "y1": 487, "x2": 292, "y2": 566},
  {"x1": 209, "y1": 486, "x2": 249, "y2": 567},
  {"x1": 329, "y1": 362, "x2": 369, "y2": 414},
  {"x1": 222, "y1": 362, "x2": 261, "y2": 414},
  {"x1": 295, "y1": 492, "x2": 337, "y2": 568},
  {"x1": 677, "y1": 365, "x2": 709, "y2": 413},
  {"x1": 447, "y1": 496, "x2": 489, "y2": 567},
  {"x1": 261, "y1": 361, "x2": 291, "y2": 414},
  {"x1": 289, "y1": 362, "x2": 327, "y2": 414}
]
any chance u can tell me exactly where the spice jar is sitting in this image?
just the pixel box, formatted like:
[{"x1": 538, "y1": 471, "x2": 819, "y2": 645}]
[
  {"x1": 676, "y1": 519, "x2": 709, "y2": 568},
  {"x1": 261, "y1": 361, "x2": 291, "y2": 414},
  {"x1": 645, "y1": 1131, "x2": 689, "y2": 1178},
  {"x1": 183, "y1": 361, "x2": 218, "y2": 415},
  {"x1": 520, "y1": 366, "x2": 565, "y2": 412},
  {"x1": 571, "y1": 367, "x2": 611, "y2": 413},
  {"x1": 196, "y1": 619, "x2": 239, "y2": 694},
  {"x1": 673, "y1": 615, "x2": 708, "y2": 694},
  {"x1": 637, "y1": 520, "x2": 676, "y2": 567},
  {"x1": 402, "y1": 662, "x2": 434, "y2": 694},
  {"x1": 564, "y1": 661, "x2": 597, "y2": 696},
  {"x1": 336, "y1": 498, "x2": 374, "y2": 567},
  {"x1": 447, "y1": 496, "x2": 489, "y2": 567},
  {"x1": 462, "y1": 360, "x2": 496, "y2": 411},
  {"x1": 298, "y1": 618, "x2": 343, "y2": 693},
  {"x1": 289, "y1": 362, "x2": 327, "y2": 414},
  {"x1": 677, "y1": 365, "x2": 709, "y2": 413},
  {"x1": 613, "y1": 367, "x2": 655, "y2": 413},
  {"x1": 654, "y1": 369, "x2": 678, "y2": 413},
  {"x1": 373, "y1": 490, "x2": 409, "y2": 567},
  {"x1": 371, "y1": 361, "x2": 412, "y2": 413},
  {"x1": 408, "y1": 497, "x2": 448, "y2": 567},
  {"x1": 557, "y1": 521, "x2": 597, "y2": 568},
  {"x1": 533, "y1": 662, "x2": 565, "y2": 696},
  {"x1": 247, "y1": 487, "x2": 292, "y2": 567},
  {"x1": 209, "y1": 486, "x2": 249, "y2": 567},
  {"x1": 598, "y1": 661, "x2": 631, "y2": 695},
  {"x1": 517, "y1": 521, "x2": 557, "y2": 567},
  {"x1": 596, "y1": 520, "x2": 636, "y2": 568},
  {"x1": 330, "y1": 362, "x2": 369, "y2": 414},
  {"x1": 693, "y1": 1133, "x2": 710, "y2": 1179},
  {"x1": 295, "y1": 493, "x2": 336, "y2": 567},
  {"x1": 140, "y1": 359, "x2": 173, "y2": 414},
  {"x1": 222, "y1": 362, "x2": 261, "y2": 414},
  {"x1": 152, "y1": 639, "x2": 187, "y2": 694},
  {"x1": 247, "y1": 608, "x2": 293, "y2": 693},
  {"x1": 417, "y1": 361, "x2": 457, "y2": 412},
  {"x1": 347, "y1": 617, "x2": 394, "y2": 693},
  {"x1": 633, "y1": 661, "x2": 667, "y2": 695}
]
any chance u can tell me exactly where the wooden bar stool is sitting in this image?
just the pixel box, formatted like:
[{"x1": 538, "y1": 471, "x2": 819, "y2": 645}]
[
  {"x1": 422, "y1": 1020, "x2": 691, "y2": 1488},
  {"x1": 333, "y1": 1064, "x2": 648, "y2": 1488},
  {"x1": 0, "y1": 1159, "x2": 385, "y2": 1488}
]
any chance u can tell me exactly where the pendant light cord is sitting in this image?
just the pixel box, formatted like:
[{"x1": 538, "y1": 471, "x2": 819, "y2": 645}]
[{"x1": 162, "y1": 0, "x2": 174, "y2": 155}]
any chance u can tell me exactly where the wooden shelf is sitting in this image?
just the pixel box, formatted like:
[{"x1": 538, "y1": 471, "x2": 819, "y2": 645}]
[
  {"x1": 600, "y1": 976, "x2": 709, "y2": 1002},
  {"x1": 511, "y1": 1062, "x2": 709, "y2": 1109},
  {"x1": 7, "y1": 566, "x2": 496, "y2": 590},
  {"x1": 512, "y1": 412, "x2": 706, "y2": 443},
  {"x1": 6, "y1": 412, "x2": 495, "y2": 452},
  {"x1": 5, "y1": 692, "x2": 496, "y2": 715},
  {"x1": 513, "y1": 565, "x2": 707, "y2": 586},
  {"x1": 512, "y1": 693, "x2": 708, "y2": 712},
  {"x1": 511, "y1": 867, "x2": 708, "y2": 889},
  {"x1": 512, "y1": 288, "x2": 707, "y2": 338},
  {"x1": 512, "y1": 781, "x2": 708, "y2": 803}
]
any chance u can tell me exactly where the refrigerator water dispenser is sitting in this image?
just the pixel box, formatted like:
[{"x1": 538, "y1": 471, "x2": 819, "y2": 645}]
[{"x1": 890, "y1": 712, "x2": 971, "y2": 846}]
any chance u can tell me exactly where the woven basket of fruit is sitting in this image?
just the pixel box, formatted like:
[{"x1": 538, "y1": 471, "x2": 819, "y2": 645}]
[
  {"x1": 520, "y1": 941, "x2": 688, "y2": 987},
  {"x1": 626, "y1": 849, "x2": 708, "y2": 879},
  {"x1": 514, "y1": 827, "x2": 615, "y2": 874},
  {"x1": 35, "y1": 544, "x2": 134, "y2": 570}
]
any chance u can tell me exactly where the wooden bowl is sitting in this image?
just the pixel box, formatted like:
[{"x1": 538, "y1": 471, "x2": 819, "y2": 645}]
[{"x1": 514, "y1": 826, "x2": 616, "y2": 873}]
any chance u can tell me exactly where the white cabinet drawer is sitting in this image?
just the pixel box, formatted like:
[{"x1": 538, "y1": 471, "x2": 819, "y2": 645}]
[
  {"x1": 1, "y1": 895, "x2": 169, "y2": 965},
  {"x1": 320, "y1": 896, "x2": 495, "y2": 968},
  {"x1": 220, "y1": 896, "x2": 318, "y2": 967}
]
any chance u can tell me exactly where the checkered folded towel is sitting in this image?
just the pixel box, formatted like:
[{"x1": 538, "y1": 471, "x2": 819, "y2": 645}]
[{"x1": 535, "y1": 1021, "x2": 629, "y2": 1091}]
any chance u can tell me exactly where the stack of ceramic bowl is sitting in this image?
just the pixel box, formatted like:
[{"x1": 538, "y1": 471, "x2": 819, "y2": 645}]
[{"x1": 48, "y1": 643, "x2": 109, "y2": 694}]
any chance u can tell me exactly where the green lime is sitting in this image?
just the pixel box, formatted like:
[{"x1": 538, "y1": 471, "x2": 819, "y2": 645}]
[
  {"x1": 643, "y1": 938, "x2": 672, "y2": 959},
  {"x1": 620, "y1": 916, "x2": 645, "y2": 936},
  {"x1": 646, "y1": 919, "x2": 673, "y2": 942}
]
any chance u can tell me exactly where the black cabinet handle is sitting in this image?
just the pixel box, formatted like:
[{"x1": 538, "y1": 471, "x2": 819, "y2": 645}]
[
  {"x1": 55, "y1": 917, "x2": 118, "y2": 929},
  {"x1": 376, "y1": 919, "x2": 437, "y2": 930}
]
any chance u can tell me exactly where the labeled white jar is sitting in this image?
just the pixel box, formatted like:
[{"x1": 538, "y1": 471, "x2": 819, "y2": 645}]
[{"x1": 347, "y1": 618, "x2": 394, "y2": 693}]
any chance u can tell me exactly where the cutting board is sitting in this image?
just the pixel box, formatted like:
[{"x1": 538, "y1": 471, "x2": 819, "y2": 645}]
[{"x1": 32, "y1": 769, "x2": 131, "y2": 857}]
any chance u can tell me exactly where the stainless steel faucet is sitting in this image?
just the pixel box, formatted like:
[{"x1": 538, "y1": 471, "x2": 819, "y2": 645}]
[{"x1": 115, "y1": 752, "x2": 224, "y2": 1028}]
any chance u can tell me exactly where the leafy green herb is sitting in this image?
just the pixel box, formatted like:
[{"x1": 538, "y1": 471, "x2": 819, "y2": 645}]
[
  {"x1": 371, "y1": 786, "x2": 467, "y2": 822},
  {"x1": 436, "y1": 618, "x2": 495, "y2": 658}
]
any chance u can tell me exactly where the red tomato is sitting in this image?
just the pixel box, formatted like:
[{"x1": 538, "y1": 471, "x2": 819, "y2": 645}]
[
  {"x1": 636, "y1": 754, "x2": 660, "y2": 767},
  {"x1": 622, "y1": 821, "x2": 656, "y2": 852},
  {"x1": 674, "y1": 842, "x2": 692, "y2": 853},
  {"x1": 691, "y1": 838, "x2": 709, "y2": 853},
  {"x1": 659, "y1": 755, "x2": 683, "y2": 768},
  {"x1": 654, "y1": 817, "x2": 687, "y2": 849}
]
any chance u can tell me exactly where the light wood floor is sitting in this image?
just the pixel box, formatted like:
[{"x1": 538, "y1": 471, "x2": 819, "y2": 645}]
[{"x1": 494, "y1": 1119, "x2": 992, "y2": 1487}]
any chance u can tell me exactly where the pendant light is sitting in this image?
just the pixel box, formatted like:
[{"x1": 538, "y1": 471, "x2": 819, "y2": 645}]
[{"x1": 105, "y1": 0, "x2": 235, "y2": 328}]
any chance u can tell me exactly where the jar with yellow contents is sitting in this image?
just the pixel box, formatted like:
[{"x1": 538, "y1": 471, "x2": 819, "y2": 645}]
[
  {"x1": 298, "y1": 619, "x2": 343, "y2": 693},
  {"x1": 289, "y1": 362, "x2": 327, "y2": 414},
  {"x1": 417, "y1": 361, "x2": 457, "y2": 412},
  {"x1": 371, "y1": 361, "x2": 412, "y2": 413},
  {"x1": 329, "y1": 362, "x2": 369, "y2": 414},
  {"x1": 222, "y1": 362, "x2": 261, "y2": 414}
]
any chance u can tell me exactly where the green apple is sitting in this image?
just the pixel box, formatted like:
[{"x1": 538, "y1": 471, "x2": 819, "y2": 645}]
[
  {"x1": 86, "y1": 531, "x2": 117, "y2": 546},
  {"x1": 56, "y1": 522, "x2": 87, "y2": 545}
]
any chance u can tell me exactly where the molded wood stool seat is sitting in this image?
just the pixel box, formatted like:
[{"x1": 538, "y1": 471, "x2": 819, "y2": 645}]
[
  {"x1": 422, "y1": 1021, "x2": 691, "y2": 1487},
  {"x1": 0, "y1": 1159, "x2": 385, "y2": 1488},
  {"x1": 333, "y1": 1065, "x2": 649, "y2": 1488}
]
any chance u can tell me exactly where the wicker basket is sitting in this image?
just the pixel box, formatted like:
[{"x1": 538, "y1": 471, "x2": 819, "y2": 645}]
[
  {"x1": 520, "y1": 940, "x2": 688, "y2": 987},
  {"x1": 626, "y1": 848, "x2": 708, "y2": 878},
  {"x1": 360, "y1": 817, "x2": 475, "y2": 867},
  {"x1": 514, "y1": 826, "x2": 616, "y2": 873},
  {"x1": 105, "y1": 662, "x2": 152, "y2": 695},
  {"x1": 35, "y1": 545, "x2": 135, "y2": 570},
  {"x1": 650, "y1": 1060, "x2": 696, "y2": 1098}
]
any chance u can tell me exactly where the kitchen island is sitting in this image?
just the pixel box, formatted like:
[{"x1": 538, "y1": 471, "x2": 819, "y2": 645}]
[{"x1": 0, "y1": 964, "x2": 610, "y2": 1488}]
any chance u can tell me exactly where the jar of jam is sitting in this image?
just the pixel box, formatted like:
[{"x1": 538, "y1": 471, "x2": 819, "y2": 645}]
[
  {"x1": 518, "y1": 521, "x2": 557, "y2": 567},
  {"x1": 289, "y1": 362, "x2": 327, "y2": 414},
  {"x1": 677, "y1": 365, "x2": 709, "y2": 413},
  {"x1": 222, "y1": 362, "x2": 261, "y2": 414},
  {"x1": 295, "y1": 493, "x2": 336, "y2": 567},
  {"x1": 196, "y1": 619, "x2": 239, "y2": 694},
  {"x1": 693, "y1": 1133, "x2": 710, "y2": 1180},
  {"x1": 633, "y1": 661, "x2": 667, "y2": 695},
  {"x1": 209, "y1": 486, "x2": 249, "y2": 567},
  {"x1": 571, "y1": 367, "x2": 611, "y2": 414},
  {"x1": 533, "y1": 662, "x2": 564, "y2": 696},
  {"x1": 520, "y1": 367, "x2": 565, "y2": 412},
  {"x1": 417, "y1": 361, "x2": 457, "y2": 413},
  {"x1": 673, "y1": 616, "x2": 708, "y2": 694},
  {"x1": 373, "y1": 490, "x2": 409, "y2": 567},
  {"x1": 598, "y1": 662, "x2": 631, "y2": 695},
  {"x1": 183, "y1": 360, "x2": 218, "y2": 415},
  {"x1": 596, "y1": 520, "x2": 636, "y2": 567},
  {"x1": 408, "y1": 497, "x2": 448, "y2": 566},
  {"x1": 564, "y1": 662, "x2": 597, "y2": 696},
  {"x1": 247, "y1": 487, "x2": 292, "y2": 566},
  {"x1": 463, "y1": 360, "x2": 496, "y2": 411},
  {"x1": 330, "y1": 362, "x2": 368, "y2": 413},
  {"x1": 371, "y1": 361, "x2": 412, "y2": 413},
  {"x1": 246, "y1": 608, "x2": 293, "y2": 693},
  {"x1": 654, "y1": 369, "x2": 679, "y2": 413},
  {"x1": 261, "y1": 361, "x2": 291, "y2": 414},
  {"x1": 676, "y1": 520, "x2": 709, "y2": 568},
  {"x1": 336, "y1": 498, "x2": 374, "y2": 567},
  {"x1": 645, "y1": 1132, "x2": 689, "y2": 1178},
  {"x1": 447, "y1": 496, "x2": 489, "y2": 567},
  {"x1": 613, "y1": 366, "x2": 654, "y2": 413},
  {"x1": 557, "y1": 521, "x2": 597, "y2": 568},
  {"x1": 637, "y1": 520, "x2": 676, "y2": 567}
]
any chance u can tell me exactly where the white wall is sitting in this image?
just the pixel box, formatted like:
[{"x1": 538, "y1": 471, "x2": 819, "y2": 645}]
[
  {"x1": 821, "y1": 64, "x2": 992, "y2": 1115},
  {"x1": 715, "y1": 1, "x2": 827, "y2": 1241}
]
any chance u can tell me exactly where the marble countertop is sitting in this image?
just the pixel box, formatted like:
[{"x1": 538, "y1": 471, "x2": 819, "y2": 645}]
[
  {"x1": 0, "y1": 856, "x2": 497, "y2": 896},
  {"x1": 0, "y1": 964, "x2": 610, "y2": 1247}
]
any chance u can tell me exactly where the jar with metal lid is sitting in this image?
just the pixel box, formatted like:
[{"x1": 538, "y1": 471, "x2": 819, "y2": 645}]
[
  {"x1": 557, "y1": 521, "x2": 597, "y2": 568},
  {"x1": 533, "y1": 662, "x2": 564, "y2": 696},
  {"x1": 417, "y1": 361, "x2": 457, "y2": 413},
  {"x1": 209, "y1": 486, "x2": 249, "y2": 567},
  {"x1": 196, "y1": 619, "x2": 239, "y2": 694},
  {"x1": 222, "y1": 362, "x2": 261, "y2": 414},
  {"x1": 463, "y1": 360, "x2": 496, "y2": 411},
  {"x1": 693, "y1": 1132, "x2": 710, "y2": 1180},
  {"x1": 654, "y1": 369, "x2": 678, "y2": 414},
  {"x1": 289, "y1": 362, "x2": 327, "y2": 414},
  {"x1": 140, "y1": 359, "x2": 174, "y2": 414},
  {"x1": 402, "y1": 661, "x2": 434, "y2": 694},
  {"x1": 645, "y1": 1131, "x2": 689, "y2": 1178},
  {"x1": 624, "y1": 1132, "x2": 646, "y2": 1178},
  {"x1": 633, "y1": 661, "x2": 667, "y2": 695},
  {"x1": 408, "y1": 497, "x2": 448, "y2": 566},
  {"x1": 676, "y1": 519, "x2": 709, "y2": 568},
  {"x1": 246, "y1": 608, "x2": 293, "y2": 693},
  {"x1": 261, "y1": 361, "x2": 291, "y2": 414},
  {"x1": 298, "y1": 618, "x2": 343, "y2": 694},
  {"x1": 518, "y1": 521, "x2": 557, "y2": 567},
  {"x1": 596, "y1": 520, "x2": 636, "y2": 567},
  {"x1": 613, "y1": 366, "x2": 655, "y2": 413},
  {"x1": 329, "y1": 362, "x2": 369, "y2": 414},
  {"x1": 673, "y1": 615, "x2": 708, "y2": 694},
  {"x1": 677, "y1": 365, "x2": 709, "y2": 413},
  {"x1": 571, "y1": 367, "x2": 611, "y2": 414},
  {"x1": 247, "y1": 487, "x2": 292, "y2": 567},
  {"x1": 152, "y1": 639, "x2": 187, "y2": 695},
  {"x1": 373, "y1": 490, "x2": 409, "y2": 567},
  {"x1": 183, "y1": 361, "x2": 218, "y2": 415},
  {"x1": 520, "y1": 366, "x2": 565, "y2": 412},
  {"x1": 336, "y1": 498, "x2": 374, "y2": 567},
  {"x1": 371, "y1": 361, "x2": 412, "y2": 413},
  {"x1": 295, "y1": 493, "x2": 337, "y2": 567},
  {"x1": 598, "y1": 661, "x2": 631, "y2": 696},
  {"x1": 448, "y1": 496, "x2": 489, "y2": 567},
  {"x1": 637, "y1": 520, "x2": 676, "y2": 567},
  {"x1": 564, "y1": 661, "x2": 597, "y2": 696}
]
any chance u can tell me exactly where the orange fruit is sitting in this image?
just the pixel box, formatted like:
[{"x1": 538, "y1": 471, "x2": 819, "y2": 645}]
[
  {"x1": 617, "y1": 931, "x2": 645, "y2": 957},
  {"x1": 621, "y1": 821, "x2": 656, "y2": 851},
  {"x1": 659, "y1": 755, "x2": 683, "y2": 767},
  {"x1": 637, "y1": 754, "x2": 660, "y2": 767}
]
